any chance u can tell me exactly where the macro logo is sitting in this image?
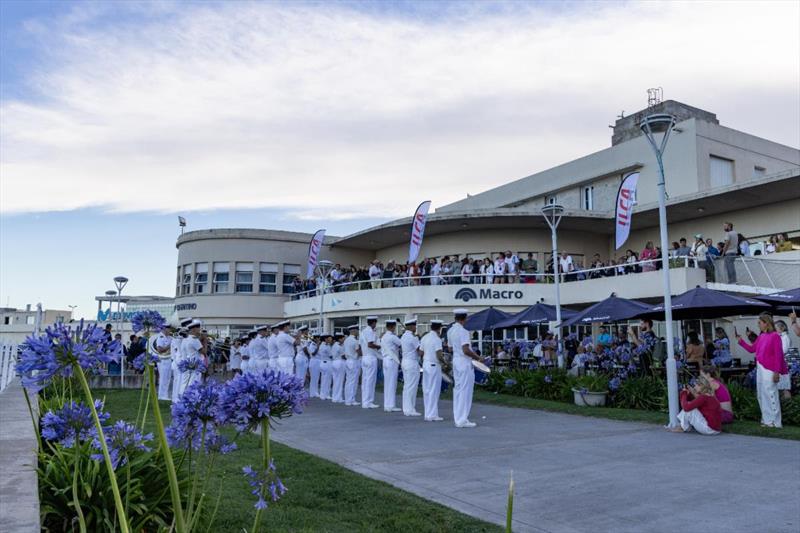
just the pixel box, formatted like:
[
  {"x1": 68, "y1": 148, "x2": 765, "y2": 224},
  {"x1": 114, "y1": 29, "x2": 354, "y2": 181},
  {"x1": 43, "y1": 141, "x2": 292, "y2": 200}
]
[{"x1": 455, "y1": 288, "x2": 478, "y2": 302}]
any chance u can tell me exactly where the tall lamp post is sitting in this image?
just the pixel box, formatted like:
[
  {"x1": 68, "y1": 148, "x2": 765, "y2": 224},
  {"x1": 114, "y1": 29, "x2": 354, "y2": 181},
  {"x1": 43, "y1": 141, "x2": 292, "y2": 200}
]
[
  {"x1": 315, "y1": 260, "x2": 334, "y2": 335},
  {"x1": 114, "y1": 276, "x2": 129, "y2": 387},
  {"x1": 541, "y1": 203, "x2": 565, "y2": 368},
  {"x1": 640, "y1": 113, "x2": 679, "y2": 428}
]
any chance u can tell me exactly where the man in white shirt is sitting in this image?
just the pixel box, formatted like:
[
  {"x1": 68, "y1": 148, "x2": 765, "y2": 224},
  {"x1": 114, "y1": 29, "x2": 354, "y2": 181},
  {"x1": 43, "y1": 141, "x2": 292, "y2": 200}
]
[
  {"x1": 421, "y1": 320, "x2": 445, "y2": 421},
  {"x1": 331, "y1": 333, "x2": 346, "y2": 403},
  {"x1": 294, "y1": 325, "x2": 310, "y2": 386},
  {"x1": 431, "y1": 261, "x2": 442, "y2": 286},
  {"x1": 494, "y1": 255, "x2": 506, "y2": 284},
  {"x1": 380, "y1": 320, "x2": 402, "y2": 412},
  {"x1": 155, "y1": 325, "x2": 174, "y2": 401},
  {"x1": 447, "y1": 309, "x2": 480, "y2": 428},
  {"x1": 308, "y1": 333, "x2": 321, "y2": 398},
  {"x1": 558, "y1": 251, "x2": 574, "y2": 283},
  {"x1": 171, "y1": 317, "x2": 193, "y2": 403},
  {"x1": 360, "y1": 316, "x2": 381, "y2": 409},
  {"x1": 276, "y1": 321, "x2": 298, "y2": 375},
  {"x1": 368, "y1": 261, "x2": 382, "y2": 289},
  {"x1": 267, "y1": 324, "x2": 280, "y2": 370},
  {"x1": 250, "y1": 325, "x2": 270, "y2": 373},
  {"x1": 179, "y1": 319, "x2": 206, "y2": 396},
  {"x1": 343, "y1": 326, "x2": 361, "y2": 405},
  {"x1": 400, "y1": 318, "x2": 422, "y2": 416},
  {"x1": 505, "y1": 251, "x2": 519, "y2": 283}
]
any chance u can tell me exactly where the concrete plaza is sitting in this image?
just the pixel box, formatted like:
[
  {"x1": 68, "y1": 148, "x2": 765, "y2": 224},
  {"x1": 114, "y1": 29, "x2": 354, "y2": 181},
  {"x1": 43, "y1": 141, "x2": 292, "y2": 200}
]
[{"x1": 273, "y1": 398, "x2": 800, "y2": 533}]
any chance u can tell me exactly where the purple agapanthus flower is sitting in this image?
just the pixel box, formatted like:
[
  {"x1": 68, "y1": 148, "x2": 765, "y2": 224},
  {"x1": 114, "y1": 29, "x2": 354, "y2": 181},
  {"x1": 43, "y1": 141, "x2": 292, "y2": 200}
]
[
  {"x1": 178, "y1": 356, "x2": 207, "y2": 374},
  {"x1": 91, "y1": 420, "x2": 152, "y2": 469},
  {"x1": 130, "y1": 310, "x2": 166, "y2": 334},
  {"x1": 166, "y1": 380, "x2": 223, "y2": 449},
  {"x1": 40, "y1": 399, "x2": 109, "y2": 448},
  {"x1": 242, "y1": 461, "x2": 287, "y2": 510},
  {"x1": 608, "y1": 377, "x2": 621, "y2": 391},
  {"x1": 544, "y1": 374, "x2": 553, "y2": 384},
  {"x1": 16, "y1": 321, "x2": 120, "y2": 392},
  {"x1": 504, "y1": 378, "x2": 517, "y2": 387},
  {"x1": 217, "y1": 370, "x2": 308, "y2": 432},
  {"x1": 203, "y1": 431, "x2": 237, "y2": 455},
  {"x1": 132, "y1": 352, "x2": 160, "y2": 372}
]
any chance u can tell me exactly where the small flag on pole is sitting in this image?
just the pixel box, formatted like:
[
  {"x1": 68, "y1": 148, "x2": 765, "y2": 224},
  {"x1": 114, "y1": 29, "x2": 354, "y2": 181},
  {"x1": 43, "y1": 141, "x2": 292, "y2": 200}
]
[{"x1": 178, "y1": 216, "x2": 187, "y2": 227}]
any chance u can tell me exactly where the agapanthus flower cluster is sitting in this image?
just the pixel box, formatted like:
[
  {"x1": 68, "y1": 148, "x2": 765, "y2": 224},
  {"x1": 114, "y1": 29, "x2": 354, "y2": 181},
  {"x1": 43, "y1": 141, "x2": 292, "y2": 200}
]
[
  {"x1": 504, "y1": 378, "x2": 517, "y2": 388},
  {"x1": 203, "y1": 432, "x2": 238, "y2": 455},
  {"x1": 544, "y1": 374, "x2": 553, "y2": 384},
  {"x1": 40, "y1": 400, "x2": 110, "y2": 448},
  {"x1": 608, "y1": 377, "x2": 621, "y2": 391},
  {"x1": 167, "y1": 380, "x2": 224, "y2": 449},
  {"x1": 133, "y1": 352, "x2": 159, "y2": 372},
  {"x1": 790, "y1": 361, "x2": 800, "y2": 377},
  {"x1": 17, "y1": 321, "x2": 120, "y2": 392},
  {"x1": 92, "y1": 420, "x2": 152, "y2": 469},
  {"x1": 217, "y1": 370, "x2": 308, "y2": 432},
  {"x1": 178, "y1": 356, "x2": 208, "y2": 374},
  {"x1": 130, "y1": 310, "x2": 166, "y2": 334},
  {"x1": 242, "y1": 461, "x2": 287, "y2": 510},
  {"x1": 711, "y1": 338, "x2": 732, "y2": 366}
]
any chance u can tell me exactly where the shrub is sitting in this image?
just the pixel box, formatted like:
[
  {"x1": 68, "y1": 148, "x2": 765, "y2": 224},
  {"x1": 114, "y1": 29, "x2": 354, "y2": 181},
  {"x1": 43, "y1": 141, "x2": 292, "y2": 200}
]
[
  {"x1": 572, "y1": 373, "x2": 611, "y2": 394},
  {"x1": 727, "y1": 383, "x2": 761, "y2": 421},
  {"x1": 780, "y1": 395, "x2": 800, "y2": 426},
  {"x1": 612, "y1": 377, "x2": 667, "y2": 412}
]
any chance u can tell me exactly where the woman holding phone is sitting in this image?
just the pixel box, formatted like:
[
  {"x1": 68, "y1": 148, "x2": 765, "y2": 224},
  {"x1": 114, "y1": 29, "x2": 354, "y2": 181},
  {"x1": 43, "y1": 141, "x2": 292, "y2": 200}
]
[{"x1": 735, "y1": 313, "x2": 788, "y2": 428}]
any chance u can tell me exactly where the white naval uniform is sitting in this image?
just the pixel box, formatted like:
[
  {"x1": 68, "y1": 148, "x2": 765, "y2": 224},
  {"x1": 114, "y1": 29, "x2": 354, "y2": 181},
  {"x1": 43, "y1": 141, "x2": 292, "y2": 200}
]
[
  {"x1": 400, "y1": 330, "x2": 421, "y2": 416},
  {"x1": 331, "y1": 342, "x2": 346, "y2": 403},
  {"x1": 421, "y1": 331, "x2": 443, "y2": 420},
  {"x1": 240, "y1": 342, "x2": 251, "y2": 374},
  {"x1": 250, "y1": 334, "x2": 270, "y2": 373},
  {"x1": 178, "y1": 334, "x2": 203, "y2": 396},
  {"x1": 318, "y1": 343, "x2": 333, "y2": 400},
  {"x1": 448, "y1": 322, "x2": 475, "y2": 427},
  {"x1": 294, "y1": 339, "x2": 309, "y2": 385},
  {"x1": 380, "y1": 331, "x2": 402, "y2": 412},
  {"x1": 359, "y1": 326, "x2": 380, "y2": 408},
  {"x1": 276, "y1": 331, "x2": 296, "y2": 375},
  {"x1": 267, "y1": 334, "x2": 279, "y2": 370},
  {"x1": 343, "y1": 334, "x2": 361, "y2": 406},
  {"x1": 170, "y1": 336, "x2": 184, "y2": 403},
  {"x1": 308, "y1": 341, "x2": 321, "y2": 398},
  {"x1": 154, "y1": 332, "x2": 173, "y2": 401},
  {"x1": 229, "y1": 345, "x2": 242, "y2": 372}
]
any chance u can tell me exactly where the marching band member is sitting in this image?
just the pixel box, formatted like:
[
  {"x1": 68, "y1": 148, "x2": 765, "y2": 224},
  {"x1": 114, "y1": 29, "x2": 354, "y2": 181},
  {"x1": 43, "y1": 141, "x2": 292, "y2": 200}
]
[
  {"x1": 360, "y1": 316, "x2": 381, "y2": 409},
  {"x1": 251, "y1": 325, "x2": 270, "y2": 372},
  {"x1": 240, "y1": 330, "x2": 256, "y2": 375},
  {"x1": 294, "y1": 325, "x2": 310, "y2": 385},
  {"x1": 154, "y1": 324, "x2": 174, "y2": 401},
  {"x1": 380, "y1": 320, "x2": 402, "y2": 412},
  {"x1": 331, "y1": 333, "x2": 346, "y2": 403},
  {"x1": 318, "y1": 333, "x2": 334, "y2": 400},
  {"x1": 229, "y1": 338, "x2": 243, "y2": 375},
  {"x1": 267, "y1": 324, "x2": 280, "y2": 370},
  {"x1": 275, "y1": 320, "x2": 297, "y2": 375},
  {"x1": 400, "y1": 317, "x2": 422, "y2": 417},
  {"x1": 448, "y1": 309, "x2": 479, "y2": 428},
  {"x1": 171, "y1": 317, "x2": 193, "y2": 403},
  {"x1": 179, "y1": 319, "x2": 206, "y2": 395},
  {"x1": 308, "y1": 333, "x2": 321, "y2": 398},
  {"x1": 421, "y1": 320, "x2": 445, "y2": 421},
  {"x1": 343, "y1": 325, "x2": 361, "y2": 406}
]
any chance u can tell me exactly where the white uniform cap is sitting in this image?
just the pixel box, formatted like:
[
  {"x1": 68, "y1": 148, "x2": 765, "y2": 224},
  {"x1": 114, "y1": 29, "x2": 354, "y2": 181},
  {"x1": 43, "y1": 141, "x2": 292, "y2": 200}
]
[
  {"x1": 188, "y1": 319, "x2": 203, "y2": 329},
  {"x1": 297, "y1": 325, "x2": 309, "y2": 332},
  {"x1": 256, "y1": 324, "x2": 268, "y2": 331},
  {"x1": 453, "y1": 308, "x2": 469, "y2": 315},
  {"x1": 366, "y1": 315, "x2": 379, "y2": 321},
  {"x1": 347, "y1": 324, "x2": 359, "y2": 330},
  {"x1": 430, "y1": 320, "x2": 444, "y2": 325},
  {"x1": 403, "y1": 317, "x2": 417, "y2": 326},
  {"x1": 273, "y1": 320, "x2": 290, "y2": 329},
  {"x1": 180, "y1": 317, "x2": 194, "y2": 327},
  {"x1": 385, "y1": 319, "x2": 397, "y2": 325}
]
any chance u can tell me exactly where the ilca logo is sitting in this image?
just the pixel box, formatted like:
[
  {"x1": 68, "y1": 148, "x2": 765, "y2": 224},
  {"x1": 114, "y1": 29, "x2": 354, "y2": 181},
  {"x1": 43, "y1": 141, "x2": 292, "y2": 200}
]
[{"x1": 455, "y1": 287, "x2": 524, "y2": 302}]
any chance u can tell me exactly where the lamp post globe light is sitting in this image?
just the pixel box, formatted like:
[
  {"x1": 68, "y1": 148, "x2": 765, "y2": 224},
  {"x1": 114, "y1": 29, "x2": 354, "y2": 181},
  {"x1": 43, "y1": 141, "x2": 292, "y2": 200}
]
[
  {"x1": 113, "y1": 276, "x2": 129, "y2": 386},
  {"x1": 315, "y1": 260, "x2": 334, "y2": 335},
  {"x1": 640, "y1": 113, "x2": 679, "y2": 428},
  {"x1": 541, "y1": 203, "x2": 565, "y2": 368}
]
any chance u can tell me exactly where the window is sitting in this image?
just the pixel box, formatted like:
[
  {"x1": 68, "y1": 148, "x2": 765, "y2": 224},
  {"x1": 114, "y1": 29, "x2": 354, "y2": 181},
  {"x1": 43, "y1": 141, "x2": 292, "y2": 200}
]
[
  {"x1": 194, "y1": 263, "x2": 208, "y2": 294},
  {"x1": 259, "y1": 262, "x2": 278, "y2": 293},
  {"x1": 3, "y1": 316, "x2": 9, "y2": 325},
  {"x1": 26, "y1": 316, "x2": 35, "y2": 325},
  {"x1": 709, "y1": 155, "x2": 734, "y2": 187},
  {"x1": 753, "y1": 166, "x2": 766, "y2": 178},
  {"x1": 235, "y1": 262, "x2": 254, "y2": 293},
  {"x1": 181, "y1": 264, "x2": 193, "y2": 295},
  {"x1": 213, "y1": 262, "x2": 230, "y2": 293},
  {"x1": 282, "y1": 264, "x2": 301, "y2": 293},
  {"x1": 582, "y1": 186, "x2": 594, "y2": 210},
  {"x1": 544, "y1": 195, "x2": 557, "y2": 206},
  {"x1": 176, "y1": 266, "x2": 181, "y2": 296}
]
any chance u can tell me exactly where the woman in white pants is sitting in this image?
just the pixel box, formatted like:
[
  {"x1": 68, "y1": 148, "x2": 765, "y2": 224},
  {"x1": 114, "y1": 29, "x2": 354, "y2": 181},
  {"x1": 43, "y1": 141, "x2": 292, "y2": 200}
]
[
  {"x1": 400, "y1": 319, "x2": 422, "y2": 416},
  {"x1": 331, "y1": 334, "x2": 346, "y2": 403}
]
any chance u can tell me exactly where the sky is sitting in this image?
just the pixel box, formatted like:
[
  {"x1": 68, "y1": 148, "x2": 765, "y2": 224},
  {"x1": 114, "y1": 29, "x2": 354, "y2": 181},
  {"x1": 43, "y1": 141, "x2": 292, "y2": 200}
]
[{"x1": 1, "y1": 0, "x2": 798, "y2": 320}]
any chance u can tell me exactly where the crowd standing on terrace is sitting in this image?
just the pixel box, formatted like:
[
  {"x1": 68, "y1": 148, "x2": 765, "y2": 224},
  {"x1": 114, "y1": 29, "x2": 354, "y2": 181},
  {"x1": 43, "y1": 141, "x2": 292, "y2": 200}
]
[{"x1": 291, "y1": 222, "x2": 794, "y2": 297}]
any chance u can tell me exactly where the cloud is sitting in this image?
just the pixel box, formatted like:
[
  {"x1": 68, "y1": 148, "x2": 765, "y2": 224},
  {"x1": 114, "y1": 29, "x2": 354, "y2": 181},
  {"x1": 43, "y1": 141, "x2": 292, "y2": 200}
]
[{"x1": 1, "y1": 1, "x2": 798, "y2": 218}]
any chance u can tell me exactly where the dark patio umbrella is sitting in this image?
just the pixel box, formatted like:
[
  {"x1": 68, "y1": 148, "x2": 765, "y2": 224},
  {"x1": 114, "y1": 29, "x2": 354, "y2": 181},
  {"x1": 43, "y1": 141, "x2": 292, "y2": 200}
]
[
  {"x1": 492, "y1": 303, "x2": 578, "y2": 329},
  {"x1": 562, "y1": 294, "x2": 650, "y2": 326},
  {"x1": 756, "y1": 288, "x2": 800, "y2": 307},
  {"x1": 464, "y1": 307, "x2": 513, "y2": 331},
  {"x1": 636, "y1": 286, "x2": 771, "y2": 320}
]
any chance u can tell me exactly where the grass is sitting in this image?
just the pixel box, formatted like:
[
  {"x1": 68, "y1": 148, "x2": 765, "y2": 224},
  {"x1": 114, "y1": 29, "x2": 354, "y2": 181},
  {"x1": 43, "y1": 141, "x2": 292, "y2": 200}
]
[
  {"x1": 97, "y1": 388, "x2": 501, "y2": 533},
  {"x1": 469, "y1": 388, "x2": 800, "y2": 441}
]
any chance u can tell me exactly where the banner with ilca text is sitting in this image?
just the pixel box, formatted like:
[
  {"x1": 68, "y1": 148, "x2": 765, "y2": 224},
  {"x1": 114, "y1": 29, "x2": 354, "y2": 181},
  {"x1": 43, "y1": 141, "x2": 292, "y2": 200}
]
[
  {"x1": 408, "y1": 201, "x2": 432, "y2": 264},
  {"x1": 306, "y1": 229, "x2": 326, "y2": 278},
  {"x1": 615, "y1": 172, "x2": 639, "y2": 250}
]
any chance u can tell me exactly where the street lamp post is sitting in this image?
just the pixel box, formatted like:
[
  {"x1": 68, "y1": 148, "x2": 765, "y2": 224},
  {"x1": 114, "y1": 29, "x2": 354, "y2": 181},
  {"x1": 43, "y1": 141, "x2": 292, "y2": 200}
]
[
  {"x1": 315, "y1": 260, "x2": 334, "y2": 335},
  {"x1": 114, "y1": 276, "x2": 129, "y2": 387},
  {"x1": 640, "y1": 113, "x2": 679, "y2": 428},
  {"x1": 541, "y1": 204, "x2": 565, "y2": 368}
]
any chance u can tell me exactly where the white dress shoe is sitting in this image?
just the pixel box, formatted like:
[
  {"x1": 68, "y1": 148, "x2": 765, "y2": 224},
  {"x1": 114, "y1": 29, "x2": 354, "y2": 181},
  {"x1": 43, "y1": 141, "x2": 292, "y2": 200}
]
[{"x1": 456, "y1": 421, "x2": 477, "y2": 428}]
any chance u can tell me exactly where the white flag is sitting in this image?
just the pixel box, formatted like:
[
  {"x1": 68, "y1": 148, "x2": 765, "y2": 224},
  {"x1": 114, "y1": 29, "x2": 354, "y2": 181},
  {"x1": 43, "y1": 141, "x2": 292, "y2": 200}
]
[
  {"x1": 615, "y1": 172, "x2": 639, "y2": 250},
  {"x1": 306, "y1": 229, "x2": 326, "y2": 278},
  {"x1": 408, "y1": 201, "x2": 432, "y2": 264}
]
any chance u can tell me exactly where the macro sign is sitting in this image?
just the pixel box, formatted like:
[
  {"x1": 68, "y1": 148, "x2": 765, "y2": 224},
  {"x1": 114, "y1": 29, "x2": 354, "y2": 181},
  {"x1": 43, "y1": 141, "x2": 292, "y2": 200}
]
[{"x1": 454, "y1": 287, "x2": 524, "y2": 302}]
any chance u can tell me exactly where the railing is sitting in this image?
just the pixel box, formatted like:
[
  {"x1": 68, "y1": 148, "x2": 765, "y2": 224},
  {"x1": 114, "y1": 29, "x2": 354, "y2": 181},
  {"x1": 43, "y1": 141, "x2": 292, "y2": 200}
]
[
  {"x1": 710, "y1": 255, "x2": 800, "y2": 290},
  {"x1": 0, "y1": 343, "x2": 18, "y2": 393},
  {"x1": 291, "y1": 256, "x2": 701, "y2": 299}
]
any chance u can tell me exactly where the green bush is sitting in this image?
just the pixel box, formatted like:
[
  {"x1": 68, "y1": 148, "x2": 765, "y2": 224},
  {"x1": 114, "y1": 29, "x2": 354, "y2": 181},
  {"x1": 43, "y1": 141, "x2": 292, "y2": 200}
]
[
  {"x1": 727, "y1": 383, "x2": 761, "y2": 422},
  {"x1": 572, "y1": 373, "x2": 610, "y2": 394},
  {"x1": 487, "y1": 368, "x2": 575, "y2": 402},
  {"x1": 612, "y1": 377, "x2": 667, "y2": 412},
  {"x1": 780, "y1": 395, "x2": 800, "y2": 426}
]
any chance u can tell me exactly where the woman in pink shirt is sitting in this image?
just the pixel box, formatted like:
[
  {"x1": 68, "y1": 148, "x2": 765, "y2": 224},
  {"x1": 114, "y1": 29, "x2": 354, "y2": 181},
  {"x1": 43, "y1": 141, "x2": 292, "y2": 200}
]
[
  {"x1": 701, "y1": 366, "x2": 734, "y2": 424},
  {"x1": 641, "y1": 241, "x2": 657, "y2": 272},
  {"x1": 736, "y1": 313, "x2": 788, "y2": 428}
]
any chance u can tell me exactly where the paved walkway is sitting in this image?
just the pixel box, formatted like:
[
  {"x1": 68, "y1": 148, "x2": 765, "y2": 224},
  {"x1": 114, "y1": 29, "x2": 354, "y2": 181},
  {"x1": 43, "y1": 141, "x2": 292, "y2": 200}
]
[{"x1": 273, "y1": 398, "x2": 800, "y2": 533}]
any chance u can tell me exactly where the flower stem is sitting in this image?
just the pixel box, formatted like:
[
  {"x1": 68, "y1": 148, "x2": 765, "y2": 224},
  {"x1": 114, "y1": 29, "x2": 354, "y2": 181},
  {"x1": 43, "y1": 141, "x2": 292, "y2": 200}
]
[
  {"x1": 147, "y1": 364, "x2": 186, "y2": 533},
  {"x1": 74, "y1": 364, "x2": 130, "y2": 533},
  {"x1": 72, "y1": 445, "x2": 87, "y2": 533},
  {"x1": 22, "y1": 388, "x2": 39, "y2": 453},
  {"x1": 252, "y1": 420, "x2": 270, "y2": 533}
]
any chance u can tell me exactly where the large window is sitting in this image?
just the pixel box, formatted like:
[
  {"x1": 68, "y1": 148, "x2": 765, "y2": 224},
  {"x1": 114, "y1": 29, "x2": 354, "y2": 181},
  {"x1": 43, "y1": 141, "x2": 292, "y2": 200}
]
[
  {"x1": 235, "y1": 262, "x2": 254, "y2": 293},
  {"x1": 194, "y1": 263, "x2": 208, "y2": 294},
  {"x1": 710, "y1": 155, "x2": 734, "y2": 187},
  {"x1": 213, "y1": 262, "x2": 230, "y2": 293},
  {"x1": 181, "y1": 264, "x2": 193, "y2": 295},
  {"x1": 282, "y1": 264, "x2": 301, "y2": 293},
  {"x1": 582, "y1": 185, "x2": 594, "y2": 210},
  {"x1": 259, "y1": 262, "x2": 278, "y2": 293}
]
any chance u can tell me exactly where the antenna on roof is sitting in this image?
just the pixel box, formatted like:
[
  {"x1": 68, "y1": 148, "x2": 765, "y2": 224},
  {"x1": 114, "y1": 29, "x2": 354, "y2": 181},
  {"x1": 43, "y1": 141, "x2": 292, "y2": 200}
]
[{"x1": 647, "y1": 87, "x2": 663, "y2": 109}]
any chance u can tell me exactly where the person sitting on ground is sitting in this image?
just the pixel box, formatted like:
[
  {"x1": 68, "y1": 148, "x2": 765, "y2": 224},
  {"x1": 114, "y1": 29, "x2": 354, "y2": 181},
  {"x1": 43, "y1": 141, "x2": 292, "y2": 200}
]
[
  {"x1": 672, "y1": 376, "x2": 722, "y2": 435},
  {"x1": 685, "y1": 331, "x2": 706, "y2": 365},
  {"x1": 700, "y1": 366, "x2": 734, "y2": 424}
]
